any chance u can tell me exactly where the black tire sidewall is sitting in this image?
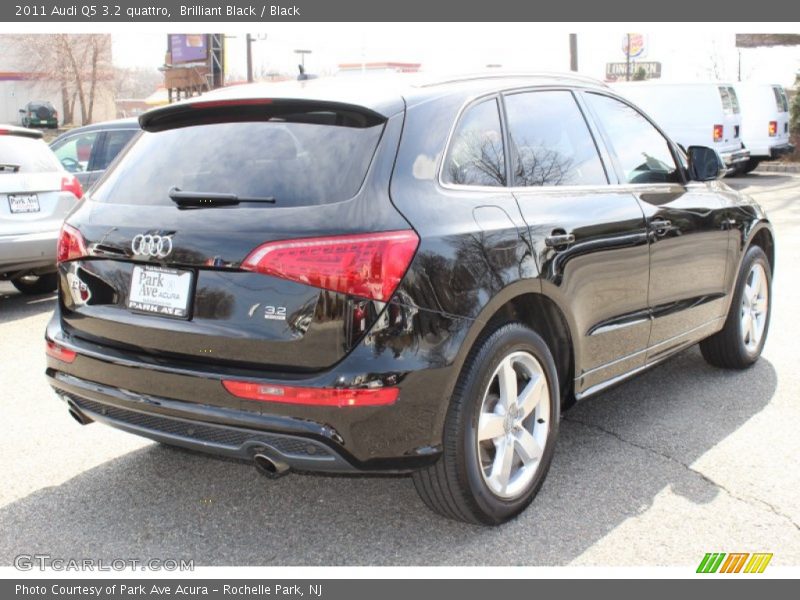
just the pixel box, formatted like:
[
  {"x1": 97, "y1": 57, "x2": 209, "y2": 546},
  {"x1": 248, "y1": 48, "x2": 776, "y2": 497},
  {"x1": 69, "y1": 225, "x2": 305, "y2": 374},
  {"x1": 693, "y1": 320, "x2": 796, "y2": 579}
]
[
  {"x1": 12, "y1": 272, "x2": 58, "y2": 295},
  {"x1": 456, "y1": 324, "x2": 560, "y2": 524}
]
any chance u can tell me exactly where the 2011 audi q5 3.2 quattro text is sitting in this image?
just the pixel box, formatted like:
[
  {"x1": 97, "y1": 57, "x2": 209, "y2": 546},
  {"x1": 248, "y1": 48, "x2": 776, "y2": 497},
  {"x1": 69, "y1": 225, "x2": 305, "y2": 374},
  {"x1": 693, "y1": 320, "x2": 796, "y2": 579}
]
[{"x1": 46, "y1": 73, "x2": 775, "y2": 525}]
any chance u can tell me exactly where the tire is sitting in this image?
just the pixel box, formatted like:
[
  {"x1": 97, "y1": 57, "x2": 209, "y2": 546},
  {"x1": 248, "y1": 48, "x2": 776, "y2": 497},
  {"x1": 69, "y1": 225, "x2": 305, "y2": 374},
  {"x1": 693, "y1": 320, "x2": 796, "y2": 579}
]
[
  {"x1": 412, "y1": 322, "x2": 560, "y2": 525},
  {"x1": 11, "y1": 273, "x2": 58, "y2": 295},
  {"x1": 700, "y1": 245, "x2": 771, "y2": 369},
  {"x1": 740, "y1": 158, "x2": 761, "y2": 175}
]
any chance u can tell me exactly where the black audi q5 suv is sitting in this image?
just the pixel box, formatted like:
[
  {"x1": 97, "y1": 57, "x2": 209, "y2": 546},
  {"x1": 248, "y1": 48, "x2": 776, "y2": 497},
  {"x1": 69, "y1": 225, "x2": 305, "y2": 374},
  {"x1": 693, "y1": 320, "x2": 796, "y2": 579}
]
[{"x1": 46, "y1": 73, "x2": 774, "y2": 524}]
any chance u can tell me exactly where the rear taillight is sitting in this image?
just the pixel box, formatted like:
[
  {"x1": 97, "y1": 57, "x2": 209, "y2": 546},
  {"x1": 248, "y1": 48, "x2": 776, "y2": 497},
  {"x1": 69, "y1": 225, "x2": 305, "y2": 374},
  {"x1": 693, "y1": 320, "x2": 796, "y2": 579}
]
[
  {"x1": 46, "y1": 340, "x2": 76, "y2": 363},
  {"x1": 241, "y1": 230, "x2": 419, "y2": 302},
  {"x1": 222, "y1": 380, "x2": 399, "y2": 407},
  {"x1": 61, "y1": 174, "x2": 83, "y2": 199},
  {"x1": 768, "y1": 121, "x2": 778, "y2": 137},
  {"x1": 57, "y1": 223, "x2": 88, "y2": 264},
  {"x1": 713, "y1": 124, "x2": 724, "y2": 142}
]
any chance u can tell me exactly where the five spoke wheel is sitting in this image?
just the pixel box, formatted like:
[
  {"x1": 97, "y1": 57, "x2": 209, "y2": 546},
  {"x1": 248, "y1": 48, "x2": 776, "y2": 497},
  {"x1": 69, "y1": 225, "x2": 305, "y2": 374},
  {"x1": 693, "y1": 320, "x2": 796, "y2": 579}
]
[{"x1": 477, "y1": 351, "x2": 550, "y2": 499}]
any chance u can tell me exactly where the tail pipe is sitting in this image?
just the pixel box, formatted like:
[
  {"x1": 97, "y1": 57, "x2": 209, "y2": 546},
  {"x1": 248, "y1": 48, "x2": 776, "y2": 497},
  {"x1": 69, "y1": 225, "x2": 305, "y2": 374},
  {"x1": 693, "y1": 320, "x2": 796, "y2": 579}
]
[{"x1": 253, "y1": 452, "x2": 290, "y2": 479}]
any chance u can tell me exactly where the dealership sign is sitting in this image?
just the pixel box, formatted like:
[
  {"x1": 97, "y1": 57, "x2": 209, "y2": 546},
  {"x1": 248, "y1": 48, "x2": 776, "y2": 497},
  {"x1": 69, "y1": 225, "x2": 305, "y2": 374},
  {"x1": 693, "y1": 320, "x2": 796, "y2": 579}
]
[{"x1": 605, "y1": 61, "x2": 662, "y2": 79}]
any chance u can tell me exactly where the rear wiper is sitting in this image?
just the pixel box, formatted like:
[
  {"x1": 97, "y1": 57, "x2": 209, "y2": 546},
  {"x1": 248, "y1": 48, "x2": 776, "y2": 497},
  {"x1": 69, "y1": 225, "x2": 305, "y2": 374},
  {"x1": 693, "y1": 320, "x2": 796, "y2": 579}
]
[
  {"x1": 0, "y1": 164, "x2": 20, "y2": 173},
  {"x1": 168, "y1": 186, "x2": 276, "y2": 208}
]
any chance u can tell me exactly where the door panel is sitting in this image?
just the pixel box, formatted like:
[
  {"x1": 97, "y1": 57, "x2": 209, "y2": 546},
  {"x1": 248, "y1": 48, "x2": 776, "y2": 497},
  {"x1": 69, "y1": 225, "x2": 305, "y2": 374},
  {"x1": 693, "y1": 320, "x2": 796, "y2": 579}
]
[
  {"x1": 581, "y1": 91, "x2": 730, "y2": 360},
  {"x1": 501, "y1": 90, "x2": 651, "y2": 393},
  {"x1": 636, "y1": 184, "x2": 730, "y2": 354},
  {"x1": 515, "y1": 189, "x2": 651, "y2": 392}
]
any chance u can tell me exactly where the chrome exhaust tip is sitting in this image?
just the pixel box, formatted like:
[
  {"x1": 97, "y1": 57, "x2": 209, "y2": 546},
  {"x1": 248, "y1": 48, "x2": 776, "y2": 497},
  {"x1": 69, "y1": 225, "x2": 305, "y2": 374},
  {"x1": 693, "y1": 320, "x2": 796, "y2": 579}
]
[{"x1": 253, "y1": 452, "x2": 290, "y2": 479}]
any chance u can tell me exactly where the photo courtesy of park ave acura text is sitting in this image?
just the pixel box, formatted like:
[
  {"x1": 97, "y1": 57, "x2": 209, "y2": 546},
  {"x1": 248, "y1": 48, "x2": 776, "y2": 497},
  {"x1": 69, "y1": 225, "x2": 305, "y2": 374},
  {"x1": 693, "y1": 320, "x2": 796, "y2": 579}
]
[{"x1": 0, "y1": 4, "x2": 799, "y2": 581}]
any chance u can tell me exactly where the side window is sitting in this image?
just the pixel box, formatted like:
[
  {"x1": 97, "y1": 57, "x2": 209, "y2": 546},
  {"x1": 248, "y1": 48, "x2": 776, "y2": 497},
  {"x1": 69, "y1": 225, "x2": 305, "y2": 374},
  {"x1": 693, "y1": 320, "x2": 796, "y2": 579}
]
[
  {"x1": 442, "y1": 98, "x2": 506, "y2": 187},
  {"x1": 504, "y1": 90, "x2": 607, "y2": 186},
  {"x1": 51, "y1": 132, "x2": 100, "y2": 173},
  {"x1": 585, "y1": 93, "x2": 681, "y2": 185},
  {"x1": 94, "y1": 129, "x2": 137, "y2": 170}
]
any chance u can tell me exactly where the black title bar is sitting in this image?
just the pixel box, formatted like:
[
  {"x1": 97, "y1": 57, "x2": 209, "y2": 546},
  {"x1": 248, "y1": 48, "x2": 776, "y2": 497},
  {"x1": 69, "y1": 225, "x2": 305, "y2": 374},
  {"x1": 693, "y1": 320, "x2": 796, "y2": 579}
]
[{"x1": 3, "y1": 0, "x2": 800, "y2": 21}]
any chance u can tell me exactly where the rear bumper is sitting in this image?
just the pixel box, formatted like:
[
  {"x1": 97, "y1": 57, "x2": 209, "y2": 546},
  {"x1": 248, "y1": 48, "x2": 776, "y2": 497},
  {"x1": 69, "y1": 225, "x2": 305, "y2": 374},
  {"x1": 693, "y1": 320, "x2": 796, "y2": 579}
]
[
  {"x1": 45, "y1": 306, "x2": 466, "y2": 472},
  {"x1": 0, "y1": 229, "x2": 58, "y2": 275},
  {"x1": 721, "y1": 148, "x2": 750, "y2": 166},
  {"x1": 55, "y1": 383, "x2": 356, "y2": 472},
  {"x1": 770, "y1": 143, "x2": 796, "y2": 159}
]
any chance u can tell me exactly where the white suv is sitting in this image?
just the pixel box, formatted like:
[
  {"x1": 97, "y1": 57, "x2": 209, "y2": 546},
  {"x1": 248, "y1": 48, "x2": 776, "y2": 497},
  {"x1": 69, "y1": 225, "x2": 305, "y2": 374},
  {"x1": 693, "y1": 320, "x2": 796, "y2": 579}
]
[{"x1": 0, "y1": 125, "x2": 83, "y2": 294}]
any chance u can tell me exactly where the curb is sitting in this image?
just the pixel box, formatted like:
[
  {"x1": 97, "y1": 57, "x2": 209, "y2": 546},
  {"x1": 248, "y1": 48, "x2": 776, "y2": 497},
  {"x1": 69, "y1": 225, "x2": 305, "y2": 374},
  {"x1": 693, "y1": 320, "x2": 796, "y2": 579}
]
[{"x1": 756, "y1": 162, "x2": 800, "y2": 174}]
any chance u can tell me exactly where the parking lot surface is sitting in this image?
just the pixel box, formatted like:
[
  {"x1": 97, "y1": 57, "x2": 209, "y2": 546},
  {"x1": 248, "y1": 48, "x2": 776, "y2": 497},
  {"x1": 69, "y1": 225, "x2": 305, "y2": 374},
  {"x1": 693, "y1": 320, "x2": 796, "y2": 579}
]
[{"x1": 1, "y1": 173, "x2": 798, "y2": 567}]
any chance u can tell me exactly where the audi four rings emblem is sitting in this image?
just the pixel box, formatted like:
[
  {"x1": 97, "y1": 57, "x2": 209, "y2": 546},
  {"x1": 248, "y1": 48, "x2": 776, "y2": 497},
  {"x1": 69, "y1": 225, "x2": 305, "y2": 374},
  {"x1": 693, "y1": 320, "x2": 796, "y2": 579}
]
[{"x1": 131, "y1": 234, "x2": 173, "y2": 258}]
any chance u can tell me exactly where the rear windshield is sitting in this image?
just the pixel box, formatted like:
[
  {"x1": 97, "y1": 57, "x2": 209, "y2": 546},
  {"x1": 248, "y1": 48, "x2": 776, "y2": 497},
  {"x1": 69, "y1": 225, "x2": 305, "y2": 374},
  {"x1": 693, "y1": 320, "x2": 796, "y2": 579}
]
[
  {"x1": 0, "y1": 136, "x2": 61, "y2": 173},
  {"x1": 773, "y1": 86, "x2": 789, "y2": 113},
  {"x1": 92, "y1": 116, "x2": 384, "y2": 207}
]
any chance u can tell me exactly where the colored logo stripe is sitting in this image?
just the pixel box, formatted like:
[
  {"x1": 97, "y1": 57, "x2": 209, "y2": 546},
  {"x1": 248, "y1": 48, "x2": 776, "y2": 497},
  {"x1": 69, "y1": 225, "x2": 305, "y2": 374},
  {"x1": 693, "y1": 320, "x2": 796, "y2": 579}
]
[
  {"x1": 697, "y1": 553, "x2": 726, "y2": 573},
  {"x1": 744, "y1": 553, "x2": 773, "y2": 573},
  {"x1": 697, "y1": 552, "x2": 773, "y2": 573}
]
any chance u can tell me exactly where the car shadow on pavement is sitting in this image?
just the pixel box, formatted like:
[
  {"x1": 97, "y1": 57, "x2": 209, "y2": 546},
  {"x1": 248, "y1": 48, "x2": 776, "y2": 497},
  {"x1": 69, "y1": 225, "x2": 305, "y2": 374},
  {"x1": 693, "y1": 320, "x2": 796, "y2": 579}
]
[
  {"x1": 0, "y1": 347, "x2": 778, "y2": 566},
  {"x1": 0, "y1": 286, "x2": 56, "y2": 325}
]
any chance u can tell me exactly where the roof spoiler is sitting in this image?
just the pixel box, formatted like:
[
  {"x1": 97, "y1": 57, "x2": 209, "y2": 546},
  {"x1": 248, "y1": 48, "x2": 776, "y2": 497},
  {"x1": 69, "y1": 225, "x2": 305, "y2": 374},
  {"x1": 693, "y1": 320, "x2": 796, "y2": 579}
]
[
  {"x1": 139, "y1": 98, "x2": 386, "y2": 132},
  {"x1": 0, "y1": 126, "x2": 44, "y2": 139}
]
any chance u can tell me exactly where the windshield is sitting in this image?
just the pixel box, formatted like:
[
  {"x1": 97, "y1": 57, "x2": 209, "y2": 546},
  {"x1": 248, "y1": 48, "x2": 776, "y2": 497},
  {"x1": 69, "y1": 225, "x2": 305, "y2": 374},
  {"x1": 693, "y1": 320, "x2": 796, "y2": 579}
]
[{"x1": 92, "y1": 116, "x2": 384, "y2": 208}]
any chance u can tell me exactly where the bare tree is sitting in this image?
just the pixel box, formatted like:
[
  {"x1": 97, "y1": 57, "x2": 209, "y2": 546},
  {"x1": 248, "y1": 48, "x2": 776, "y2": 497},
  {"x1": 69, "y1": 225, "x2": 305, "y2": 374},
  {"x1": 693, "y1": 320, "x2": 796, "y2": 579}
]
[
  {"x1": 114, "y1": 66, "x2": 161, "y2": 99},
  {"x1": 9, "y1": 34, "x2": 112, "y2": 125}
]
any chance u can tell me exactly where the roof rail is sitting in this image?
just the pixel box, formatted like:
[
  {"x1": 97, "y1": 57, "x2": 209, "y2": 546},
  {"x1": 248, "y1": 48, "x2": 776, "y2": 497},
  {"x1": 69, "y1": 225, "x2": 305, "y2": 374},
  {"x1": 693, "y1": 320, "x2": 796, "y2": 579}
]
[{"x1": 418, "y1": 71, "x2": 608, "y2": 88}]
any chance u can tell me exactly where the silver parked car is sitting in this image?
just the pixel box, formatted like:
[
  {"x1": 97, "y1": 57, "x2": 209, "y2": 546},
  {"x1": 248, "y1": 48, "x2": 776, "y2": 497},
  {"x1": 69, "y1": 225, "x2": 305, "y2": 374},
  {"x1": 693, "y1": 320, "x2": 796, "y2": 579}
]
[{"x1": 1, "y1": 125, "x2": 83, "y2": 295}]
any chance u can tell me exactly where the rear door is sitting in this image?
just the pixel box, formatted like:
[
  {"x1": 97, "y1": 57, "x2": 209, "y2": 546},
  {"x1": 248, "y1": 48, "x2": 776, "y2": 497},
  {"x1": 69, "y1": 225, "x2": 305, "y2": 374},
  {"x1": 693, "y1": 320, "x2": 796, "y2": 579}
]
[
  {"x1": 505, "y1": 89, "x2": 651, "y2": 393},
  {"x1": 773, "y1": 86, "x2": 791, "y2": 146},
  {"x1": 583, "y1": 91, "x2": 731, "y2": 360},
  {"x1": 718, "y1": 86, "x2": 743, "y2": 154}
]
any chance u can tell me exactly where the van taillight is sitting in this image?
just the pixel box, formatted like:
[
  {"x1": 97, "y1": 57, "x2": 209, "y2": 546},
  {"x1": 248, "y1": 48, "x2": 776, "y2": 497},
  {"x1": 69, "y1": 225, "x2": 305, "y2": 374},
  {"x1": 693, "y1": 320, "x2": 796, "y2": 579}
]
[
  {"x1": 713, "y1": 124, "x2": 724, "y2": 142},
  {"x1": 768, "y1": 121, "x2": 778, "y2": 137},
  {"x1": 61, "y1": 174, "x2": 83, "y2": 199},
  {"x1": 57, "y1": 223, "x2": 88, "y2": 264},
  {"x1": 241, "y1": 230, "x2": 419, "y2": 302}
]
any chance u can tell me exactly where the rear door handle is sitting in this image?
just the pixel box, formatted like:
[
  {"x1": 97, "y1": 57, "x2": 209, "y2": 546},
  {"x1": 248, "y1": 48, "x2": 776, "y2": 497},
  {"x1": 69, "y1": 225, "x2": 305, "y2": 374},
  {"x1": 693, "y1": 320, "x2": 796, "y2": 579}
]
[{"x1": 544, "y1": 233, "x2": 575, "y2": 248}]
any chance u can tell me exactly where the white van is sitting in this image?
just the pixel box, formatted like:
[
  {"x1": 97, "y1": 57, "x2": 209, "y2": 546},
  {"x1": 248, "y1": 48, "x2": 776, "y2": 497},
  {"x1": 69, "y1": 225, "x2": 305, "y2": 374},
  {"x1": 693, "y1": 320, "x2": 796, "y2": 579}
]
[
  {"x1": 612, "y1": 82, "x2": 750, "y2": 169},
  {"x1": 733, "y1": 83, "x2": 794, "y2": 173}
]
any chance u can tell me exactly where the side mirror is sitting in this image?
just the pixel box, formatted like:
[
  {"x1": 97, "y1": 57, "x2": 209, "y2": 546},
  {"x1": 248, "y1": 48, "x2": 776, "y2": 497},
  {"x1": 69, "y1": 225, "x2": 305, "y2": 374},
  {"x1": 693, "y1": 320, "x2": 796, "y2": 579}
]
[{"x1": 687, "y1": 145, "x2": 726, "y2": 181}]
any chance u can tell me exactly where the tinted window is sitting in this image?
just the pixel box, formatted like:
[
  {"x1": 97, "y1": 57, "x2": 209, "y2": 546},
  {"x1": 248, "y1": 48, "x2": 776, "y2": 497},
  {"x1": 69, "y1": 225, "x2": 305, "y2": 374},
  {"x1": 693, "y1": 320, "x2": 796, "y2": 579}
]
[
  {"x1": 52, "y1": 131, "x2": 100, "y2": 173},
  {"x1": 94, "y1": 129, "x2": 137, "y2": 170},
  {"x1": 0, "y1": 137, "x2": 61, "y2": 173},
  {"x1": 504, "y1": 91, "x2": 606, "y2": 186},
  {"x1": 92, "y1": 117, "x2": 383, "y2": 207},
  {"x1": 586, "y1": 93, "x2": 680, "y2": 185},
  {"x1": 443, "y1": 98, "x2": 506, "y2": 187}
]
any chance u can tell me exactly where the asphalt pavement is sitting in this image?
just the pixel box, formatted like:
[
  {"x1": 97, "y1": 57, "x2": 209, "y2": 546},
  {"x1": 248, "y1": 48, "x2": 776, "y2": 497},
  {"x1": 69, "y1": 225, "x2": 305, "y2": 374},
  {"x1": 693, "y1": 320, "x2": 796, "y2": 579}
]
[{"x1": 1, "y1": 173, "x2": 798, "y2": 567}]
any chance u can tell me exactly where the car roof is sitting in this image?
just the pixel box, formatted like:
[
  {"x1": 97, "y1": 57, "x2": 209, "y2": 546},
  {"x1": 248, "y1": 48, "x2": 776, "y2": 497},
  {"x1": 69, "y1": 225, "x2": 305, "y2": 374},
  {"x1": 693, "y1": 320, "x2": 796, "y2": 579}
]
[
  {"x1": 0, "y1": 124, "x2": 44, "y2": 139},
  {"x1": 56, "y1": 117, "x2": 140, "y2": 136},
  {"x1": 140, "y1": 72, "x2": 609, "y2": 127}
]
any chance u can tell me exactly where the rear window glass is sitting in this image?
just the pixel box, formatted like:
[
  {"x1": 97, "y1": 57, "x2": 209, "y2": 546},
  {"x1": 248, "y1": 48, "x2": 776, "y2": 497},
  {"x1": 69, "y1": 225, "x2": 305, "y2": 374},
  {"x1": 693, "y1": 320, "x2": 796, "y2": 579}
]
[
  {"x1": 773, "y1": 87, "x2": 789, "y2": 112},
  {"x1": 719, "y1": 87, "x2": 740, "y2": 115},
  {"x1": 92, "y1": 117, "x2": 384, "y2": 207},
  {"x1": 0, "y1": 136, "x2": 61, "y2": 173}
]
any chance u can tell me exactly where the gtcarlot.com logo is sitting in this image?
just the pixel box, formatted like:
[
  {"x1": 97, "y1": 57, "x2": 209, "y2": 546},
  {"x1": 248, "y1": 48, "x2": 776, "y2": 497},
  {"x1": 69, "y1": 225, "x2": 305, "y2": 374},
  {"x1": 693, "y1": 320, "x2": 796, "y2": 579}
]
[{"x1": 696, "y1": 552, "x2": 773, "y2": 574}]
